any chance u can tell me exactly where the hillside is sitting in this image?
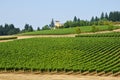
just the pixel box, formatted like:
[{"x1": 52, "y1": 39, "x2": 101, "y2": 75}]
[
  {"x1": 0, "y1": 37, "x2": 119, "y2": 76},
  {"x1": 20, "y1": 25, "x2": 120, "y2": 35}
]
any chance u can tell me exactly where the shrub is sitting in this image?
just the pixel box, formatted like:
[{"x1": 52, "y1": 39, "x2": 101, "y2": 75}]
[
  {"x1": 75, "y1": 27, "x2": 81, "y2": 34},
  {"x1": 91, "y1": 25, "x2": 100, "y2": 32},
  {"x1": 108, "y1": 24, "x2": 114, "y2": 31}
]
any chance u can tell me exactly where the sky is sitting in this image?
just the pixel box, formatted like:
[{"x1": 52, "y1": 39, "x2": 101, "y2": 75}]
[{"x1": 0, "y1": 0, "x2": 120, "y2": 30}]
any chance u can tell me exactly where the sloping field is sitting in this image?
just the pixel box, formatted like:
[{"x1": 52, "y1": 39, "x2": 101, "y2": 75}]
[
  {"x1": 0, "y1": 37, "x2": 119, "y2": 76},
  {"x1": 20, "y1": 26, "x2": 120, "y2": 35},
  {"x1": 76, "y1": 32, "x2": 120, "y2": 37}
]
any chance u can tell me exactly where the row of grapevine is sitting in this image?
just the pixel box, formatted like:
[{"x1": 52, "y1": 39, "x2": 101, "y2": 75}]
[
  {"x1": 76, "y1": 32, "x2": 120, "y2": 37},
  {"x1": 0, "y1": 37, "x2": 119, "y2": 75},
  {"x1": 0, "y1": 36, "x2": 17, "y2": 40}
]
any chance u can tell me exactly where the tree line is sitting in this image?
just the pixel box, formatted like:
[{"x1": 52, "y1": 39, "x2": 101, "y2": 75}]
[
  {"x1": 0, "y1": 24, "x2": 20, "y2": 35},
  {"x1": 0, "y1": 11, "x2": 120, "y2": 35},
  {"x1": 0, "y1": 24, "x2": 36, "y2": 35},
  {"x1": 63, "y1": 11, "x2": 120, "y2": 28},
  {"x1": 42, "y1": 11, "x2": 120, "y2": 29}
]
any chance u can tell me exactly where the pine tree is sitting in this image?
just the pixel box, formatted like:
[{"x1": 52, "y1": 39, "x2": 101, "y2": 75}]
[
  {"x1": 95, "y1": 16, "x2": 99, "y2": 21},
  {"x1": 37, "y1": 27, "x2": 40, "y2": 31},
  {"x1": 73, "y1": 16, "x2": 78, "y2": 22},
  {"x1": 101, "y1": 12, "x2": 104, "y2": 20},
  {"x1": 109, "y1": 12, "x2": 113, "y2": 21},
  {"x1": 105, "y1": 12, "x2": 109, "y2": 20},
  {"x1": 50, "y1": 19, "x2": 55, "y2": 28},
  {"x1": 78, "y1": 18, "x2": 80, "y2": 22},
  {"x1": 118, "y1": 12, "x2": 120, "y2": 21},
  {"x1": 91, "y1": 16, "x2": 95, "y2": 22}
]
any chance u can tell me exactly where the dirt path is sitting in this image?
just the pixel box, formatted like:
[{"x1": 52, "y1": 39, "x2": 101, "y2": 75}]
[
  {"x1": 0, "y1": 29, "x2": 120, "y2": 42},
  {"x1": 0, "y1": 73, "x2": 119, "y2": 80},
  {"x1": 17, "y1": 34, "x2": 75, "y2": 39},
  {"x1": 17, "y1": 28, "x2": 120, "y2": 39}
]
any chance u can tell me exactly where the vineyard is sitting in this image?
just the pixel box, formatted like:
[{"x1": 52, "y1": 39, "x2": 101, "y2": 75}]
[
  {"x1": 76, "y1": 32, "x2": 120, "y2": 37},
  {"x1": 0, "y1": 37, "x2": 120, "y2": 76}
]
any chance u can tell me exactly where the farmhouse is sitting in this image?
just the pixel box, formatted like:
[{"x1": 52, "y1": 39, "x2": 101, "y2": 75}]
[{"x1": 55, "y1": 21, "x2": 62, "y2": 28}]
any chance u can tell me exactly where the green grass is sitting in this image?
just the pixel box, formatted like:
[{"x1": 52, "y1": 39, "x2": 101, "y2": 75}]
[
  {"x1": 20, "y1": 25, "x2": 120, "y2": 35},
  {"x1": 0, "y1": 37, "x2": 119, "y2": 73},
  {"x1": 0, "y1": 36, "x2": 17, "y2": 40}
]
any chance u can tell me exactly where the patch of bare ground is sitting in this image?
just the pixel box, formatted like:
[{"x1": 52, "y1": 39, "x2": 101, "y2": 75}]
[
  {"x1": 17, "y1": 34, "x2": 75, "y2": 39},
  {"x1": 0, "y1": 73, "x2": 119, "y2": 80}
]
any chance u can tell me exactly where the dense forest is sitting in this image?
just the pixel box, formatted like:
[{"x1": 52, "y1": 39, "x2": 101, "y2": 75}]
[{"x1": 0, "y1": 11, "x2": 120, "y2": 35}]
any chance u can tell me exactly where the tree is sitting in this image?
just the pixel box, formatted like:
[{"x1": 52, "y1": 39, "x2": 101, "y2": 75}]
[
  {"x1": 28, "y1": 25, "x2": 33, "y2": 32},
  {"x1": 7, "y1": 24, "x2": 20, "y2": 35},
  {"x1": 73, "y1": 16, "x2": 78, "y2": 22},
  {"x1": 100, "y1": 12, "x2": 104, "y2": 20},
  {"x1": 108, "y1": 11, "x2": 120, "y2": 22},
  {"x1": 23, "y1": 24, "x2": 34, "y2": 32},
  {"x1": 118, "y1": 12, "x2": 120, "y2": 21},
  {"x1": 95, "y1": 16, "x2": 99, "y2": 21},
  {"x1": 91, "y1": 16, "x2": 95, "y2": 22},
  {"x1": 24, "y1": 24, "x2": 29, "y2": 31},
  {"x1": 109, "y1": 12, "x2": 113, "y2": 21},
  {"x1": 105, "y1": 12, "x2": 109, "y2": 20},
  {"x1": 37, "y1": 27, "x2": 41, "y2": 31},
  {"x1": 42, "y1": 25, "x2": 50, "y2": 30},
  {"x1": 50, "y1": 19, "x2": 55, "y2": 28},
  {"x1": 78, "y1": 18, "x2": 80, "y2": 22},
  {"x1": 4, "y1": 24, "x2": 9, "y2": 35},
  {"x1": 9, "y1": 24, "x2": 15, "y2": 29},
  {"x1": 0, "y1": 25, "x2": 3, "y2": 35},
  {"x1": 0, "y1": 24, "x2": 20, "y2": 35},
  {"x1": 64, "y1": 21, "x2": 73, "y2": 28}
]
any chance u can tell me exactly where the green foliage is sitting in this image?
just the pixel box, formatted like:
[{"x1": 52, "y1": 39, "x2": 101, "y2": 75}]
[
  {"x1": 108, "y1": 24, "x2": 114, "y2": 31},
  {"x1": 37, "y1": 27, "x2": 41, "y2": 31},
  {"x1": 109, "y1": 11, "x2": 120, "y2": 21},
  {"x1": 76, "y1": 32, "x2": 120, "y2": 37},
  {"x1": 22, "y1": 24, "x2": 34, "y2": 32},
  {"x1": 43, "y1": 11, "x2": 120, "y2": 29},
  {"x1": 105, "y1": 13, "x2": 109, "y2": 20},
  {"x1": 75, "y1": 27, "x2": 81, "y2": 34},
  {"x1": 91, "y1": 25, "x2": 99, "y2": 32},
  {"x1": 0, "y1": 24, "x2": 20, "y2": 35},
  {"x1": 50, "y1": 19, "x2": 55, "y2": 28},
  {"x1": 64, "y1": 21, "x2": 73, "y2": 28},
  {"x1": 100, "y1": 12, "x2": 105, "y2": 20},
  {"x1": 21, "y1": 25, "x2": 120, "y2": 35},
  {"x1": 0, "y1": 37, "x2": 119, "y2": 73},
  {"x1": 42, "y1": 25, "x2": 50, "y2": 30},
  {"x1": 73, "y1": 16, "x2": 78, "y2": 22}
]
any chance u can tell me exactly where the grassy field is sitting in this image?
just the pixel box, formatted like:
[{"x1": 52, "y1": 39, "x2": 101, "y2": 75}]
[
  {"x1": 21, "y1": 25, "x2": 120, "y2": 35},
  {"x1": 0, "y1": 37, "x2": 119, "y2": 74}
]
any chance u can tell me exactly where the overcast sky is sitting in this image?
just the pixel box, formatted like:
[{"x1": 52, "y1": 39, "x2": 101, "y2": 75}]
[{"x1": 0, "y1": 0, "x2": 120, "y2": 29}]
